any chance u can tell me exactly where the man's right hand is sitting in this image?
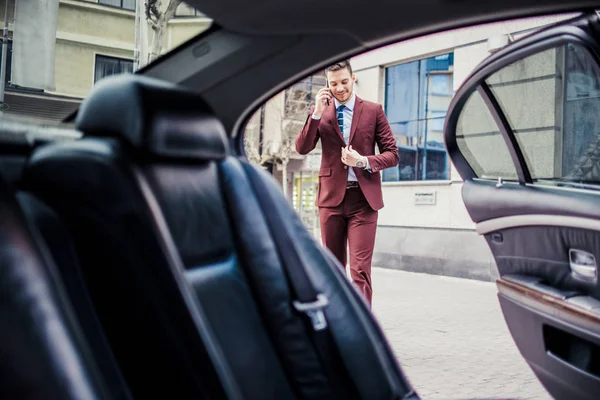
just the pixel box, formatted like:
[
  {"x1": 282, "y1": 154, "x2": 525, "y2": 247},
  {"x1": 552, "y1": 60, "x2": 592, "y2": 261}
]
[{"x1": 313, "y1": 87, "x2": 332, "y2": 118}]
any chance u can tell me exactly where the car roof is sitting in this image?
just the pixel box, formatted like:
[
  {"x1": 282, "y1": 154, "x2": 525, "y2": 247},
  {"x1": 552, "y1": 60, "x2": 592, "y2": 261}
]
[{"x1": 105, "y1": 1, "x2": 600, "y2": 139}]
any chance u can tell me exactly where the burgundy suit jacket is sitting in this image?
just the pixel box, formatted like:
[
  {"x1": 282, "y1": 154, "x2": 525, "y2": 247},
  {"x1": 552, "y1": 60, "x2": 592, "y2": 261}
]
[{"x1": 295, "y1": 97, "x2": 399, "y2": 211}]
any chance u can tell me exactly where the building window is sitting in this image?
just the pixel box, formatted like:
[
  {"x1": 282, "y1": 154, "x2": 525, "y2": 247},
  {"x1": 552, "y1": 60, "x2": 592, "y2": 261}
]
[
  {"x1": 384, "y1": 53, "x2": 454, "y2": 181},
  {"x1": 94, "y1": 55, "x2": 133, "y2": 83},
  {"x1": 431, "y1": 74, "x2": 452, "y2": 95},
  {"x1": 429, "y1": 110, "x2": 447, "y2": 132},
  {"x1": 0, "y1": 39, "x2": 12, "y2": 84},
  {"x1": 285, "y1": 73, "x2": 327, "y2": 121},
  {"x1": 98, "y1": 0, "x2": 135, "y2": 10},
  {"x1": 175, "y1": 3, "x2": 205, "y2": 17}
]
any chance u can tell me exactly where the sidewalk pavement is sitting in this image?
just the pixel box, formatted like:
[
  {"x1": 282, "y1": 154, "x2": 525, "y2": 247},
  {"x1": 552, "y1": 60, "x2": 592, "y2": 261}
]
[{"x1": 371, "y1": 268, "x2": 551, "y2": 400}]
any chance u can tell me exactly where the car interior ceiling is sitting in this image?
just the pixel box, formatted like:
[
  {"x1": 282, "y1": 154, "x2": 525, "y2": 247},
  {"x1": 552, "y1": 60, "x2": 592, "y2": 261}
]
[{"x1": 2, "y1": 1, "x2": 600, "y2": 399}]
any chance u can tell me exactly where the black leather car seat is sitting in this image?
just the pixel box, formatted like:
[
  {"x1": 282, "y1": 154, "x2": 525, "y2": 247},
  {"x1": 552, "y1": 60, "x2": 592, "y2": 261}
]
[
  {"x1": 16, "y1": 191, "x2": 132, "y2": 400},
  {"x1": 21, "y1": 75, "x2": 418, "y2": 400},
  {"x1": 0, "y1": 175, "x2": 121, "y2": 399}
]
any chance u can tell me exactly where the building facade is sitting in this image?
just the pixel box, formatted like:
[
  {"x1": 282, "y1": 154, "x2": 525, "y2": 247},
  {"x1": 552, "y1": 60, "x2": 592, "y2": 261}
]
[{"x1": 0, "y1": 0, "x2": 210, "y2": 125}]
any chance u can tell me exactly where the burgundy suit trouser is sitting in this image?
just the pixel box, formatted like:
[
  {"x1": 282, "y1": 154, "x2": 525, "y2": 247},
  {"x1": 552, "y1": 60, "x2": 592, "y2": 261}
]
[{"x1": 318, "y1": 186, "x2": 378, "y2": 307}]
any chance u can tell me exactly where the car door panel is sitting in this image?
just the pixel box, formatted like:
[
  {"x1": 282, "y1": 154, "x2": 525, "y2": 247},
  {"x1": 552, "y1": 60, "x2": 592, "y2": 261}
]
[
  {"x1": 498, "y1": 282, "x2": 600, "y2": 400},
  {"x1": 463, "y1": 179, "x2": 600, "y2": 223},
  {"x1": 487, "y1": 225, "x2": 600, "y2": 292},
  {"x1": 481, "y1": 210, "x2": 600, "y2": 399},
  {"x1": 444, "y1": 12, "x2": 600, "y2": 400}
]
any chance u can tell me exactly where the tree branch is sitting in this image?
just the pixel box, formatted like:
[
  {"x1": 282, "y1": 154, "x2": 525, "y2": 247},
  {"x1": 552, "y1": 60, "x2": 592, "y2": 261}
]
[
  {"x1": 147, "y1": 0, "x2": 184, "y2": 62},
  {"x1": 162, "y1": 0, "x2": 183, "y2": 23}
]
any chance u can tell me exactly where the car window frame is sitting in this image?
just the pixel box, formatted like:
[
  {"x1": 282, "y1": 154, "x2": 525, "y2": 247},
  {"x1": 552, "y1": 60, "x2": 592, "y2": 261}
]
[{"x1": 444, "y1": 13, "x2": 600, "y2": 185}]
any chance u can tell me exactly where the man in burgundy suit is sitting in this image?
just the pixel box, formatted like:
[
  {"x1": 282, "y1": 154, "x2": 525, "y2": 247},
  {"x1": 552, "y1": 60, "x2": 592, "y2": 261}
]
[{"x1": 296, "y1": 60, "x2": 399, "y2": 307}]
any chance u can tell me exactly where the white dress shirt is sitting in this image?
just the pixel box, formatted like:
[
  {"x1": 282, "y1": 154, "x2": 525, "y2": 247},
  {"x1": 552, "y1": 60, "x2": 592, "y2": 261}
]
[{"x1": 312, "y1": 93, "x2": 370, "y2": 181}]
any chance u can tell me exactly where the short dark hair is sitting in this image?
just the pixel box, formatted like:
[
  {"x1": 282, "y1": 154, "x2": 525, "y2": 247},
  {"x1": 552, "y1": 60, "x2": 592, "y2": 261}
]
[{"x1": 325, "y1": 60, "x2": 353, "y2": 76}]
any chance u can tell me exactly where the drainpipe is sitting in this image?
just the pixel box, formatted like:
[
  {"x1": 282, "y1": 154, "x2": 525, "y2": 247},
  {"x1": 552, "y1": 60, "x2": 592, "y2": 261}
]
[
  {"x1": 0, "y1": 0, "x2": 11, "y2": 109},
  {"x1": 258, "y1": 105, "x2": 265, "y2": 158},
  {"x1": 134, "y1": 0, "x2": 140, "y2": 70}
]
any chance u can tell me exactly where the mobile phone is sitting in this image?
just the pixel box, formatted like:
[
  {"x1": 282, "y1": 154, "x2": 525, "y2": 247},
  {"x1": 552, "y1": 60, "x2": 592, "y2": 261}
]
[{"x1": 325, "y1": 79, "x2": 330, "y2": 106}]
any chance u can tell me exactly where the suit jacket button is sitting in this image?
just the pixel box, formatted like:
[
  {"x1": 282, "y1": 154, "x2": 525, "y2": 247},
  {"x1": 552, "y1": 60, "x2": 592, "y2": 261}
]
[{"x1": 344, "y1": 166, "x2": 348, "y2": 169}]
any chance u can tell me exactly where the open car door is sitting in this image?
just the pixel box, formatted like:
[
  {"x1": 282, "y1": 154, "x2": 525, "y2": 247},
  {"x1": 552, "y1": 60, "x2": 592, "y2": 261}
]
[{"x1": 444, "y1": 12, "x2": 600, "y2": 400}]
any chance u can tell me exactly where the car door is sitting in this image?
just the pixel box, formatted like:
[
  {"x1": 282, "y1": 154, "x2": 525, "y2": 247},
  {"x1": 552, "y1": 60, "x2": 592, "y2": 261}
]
[{"x1": 444, "y1": 12, "x2": 600, "y2": 400}]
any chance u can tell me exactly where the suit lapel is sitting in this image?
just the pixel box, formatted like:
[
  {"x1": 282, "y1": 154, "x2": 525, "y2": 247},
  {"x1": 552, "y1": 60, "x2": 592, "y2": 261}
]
[
  {"x1": 349, "y1": 97, "x2": 364, "y2": 144},
  {"x1": 325, "y1": 102, "x2": 345, "y2": 143}
]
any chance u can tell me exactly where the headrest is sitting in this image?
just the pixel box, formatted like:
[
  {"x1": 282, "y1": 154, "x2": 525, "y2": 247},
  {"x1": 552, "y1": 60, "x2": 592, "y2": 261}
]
[{"x1": 75, "y1": 75, "x2": 229, "y2": 160}]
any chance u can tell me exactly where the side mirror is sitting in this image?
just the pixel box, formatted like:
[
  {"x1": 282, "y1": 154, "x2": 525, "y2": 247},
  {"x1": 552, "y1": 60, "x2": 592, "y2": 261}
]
[{"x1": 444, "y1": 13, "x2": 600, "y2": 188}]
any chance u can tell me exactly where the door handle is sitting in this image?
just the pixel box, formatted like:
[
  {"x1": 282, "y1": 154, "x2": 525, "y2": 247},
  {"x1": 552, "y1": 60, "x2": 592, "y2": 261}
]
[{"x1": 569, "y1": 249, "x2": 597, "y2": 282}]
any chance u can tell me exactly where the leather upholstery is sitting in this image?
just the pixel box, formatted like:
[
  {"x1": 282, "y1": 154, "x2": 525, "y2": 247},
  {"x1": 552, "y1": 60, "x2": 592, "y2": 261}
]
[
  {"x1": 462, "y1": 179, "x2": 600, "y2": 223},
  {"x1": 17, "y1": 192, "x2": 132, "y2": 400},
  {"x1": 22, "y1": 75, "x2": 416, "y2": 400},
  {"x1": 219, "y1": 158, "x2": 337, "y2": 399},
  {"x1": 76, "y1": 75, "x2": 229, "y2": 161},
  {"x1": 503, "y1": 275, "x2": 581, "y2": 299},
  {"x1": 0, "y1": 177, "x2": 104, "y2": 400},
  {"x1": 240, "y1": 161, "x2": 414, "y2": 399},
  {"x1": 486, "y1": 226, "x2": 600, "y2": 300},
  {"x1": 466, "y1": 178, "x2": 600, "y2": 301},
  {"x1": 144, "y1": 163, "x2": 296, "y2": 399},
  {"x1": 22, "y1": 138, "x2": 232, "y2": 399}
]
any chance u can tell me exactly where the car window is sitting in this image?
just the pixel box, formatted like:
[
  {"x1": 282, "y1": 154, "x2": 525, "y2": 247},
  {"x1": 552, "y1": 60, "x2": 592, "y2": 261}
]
[
  {"x1": 456, "y1": 90, "x2": 518, "y2": 180},
  {"x1": 0, "y1": 0, "x2": 211, "y2": 127},
  {"x1": 485, "y1": 43, "x2": 600, "y2": 186},
  {"x1": 241, "y1": 13, "x2": 581, "y2": 239}
]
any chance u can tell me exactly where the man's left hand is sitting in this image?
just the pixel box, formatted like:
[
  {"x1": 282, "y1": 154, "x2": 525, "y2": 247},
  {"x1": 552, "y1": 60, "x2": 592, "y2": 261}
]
[{"x1": 341, "y1": 145, "x2": 364, "y2": 167}]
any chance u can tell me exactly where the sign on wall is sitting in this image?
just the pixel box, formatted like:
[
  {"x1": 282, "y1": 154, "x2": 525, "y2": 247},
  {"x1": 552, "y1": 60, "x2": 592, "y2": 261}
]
[{"x1": 414, "y1": 190, "x2": 437, "y2": 205}]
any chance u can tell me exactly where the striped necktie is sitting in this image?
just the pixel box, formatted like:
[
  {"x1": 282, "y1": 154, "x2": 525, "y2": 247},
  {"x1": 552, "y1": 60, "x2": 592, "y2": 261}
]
[{"x1": 337, "y1": 105, "x2": 345, "y2": 134}]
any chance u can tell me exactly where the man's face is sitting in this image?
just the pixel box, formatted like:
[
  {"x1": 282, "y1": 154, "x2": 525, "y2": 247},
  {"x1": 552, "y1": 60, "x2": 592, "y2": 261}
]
[{"x1": 327, "y1": 67, "x2": 356, "y2": 104}]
